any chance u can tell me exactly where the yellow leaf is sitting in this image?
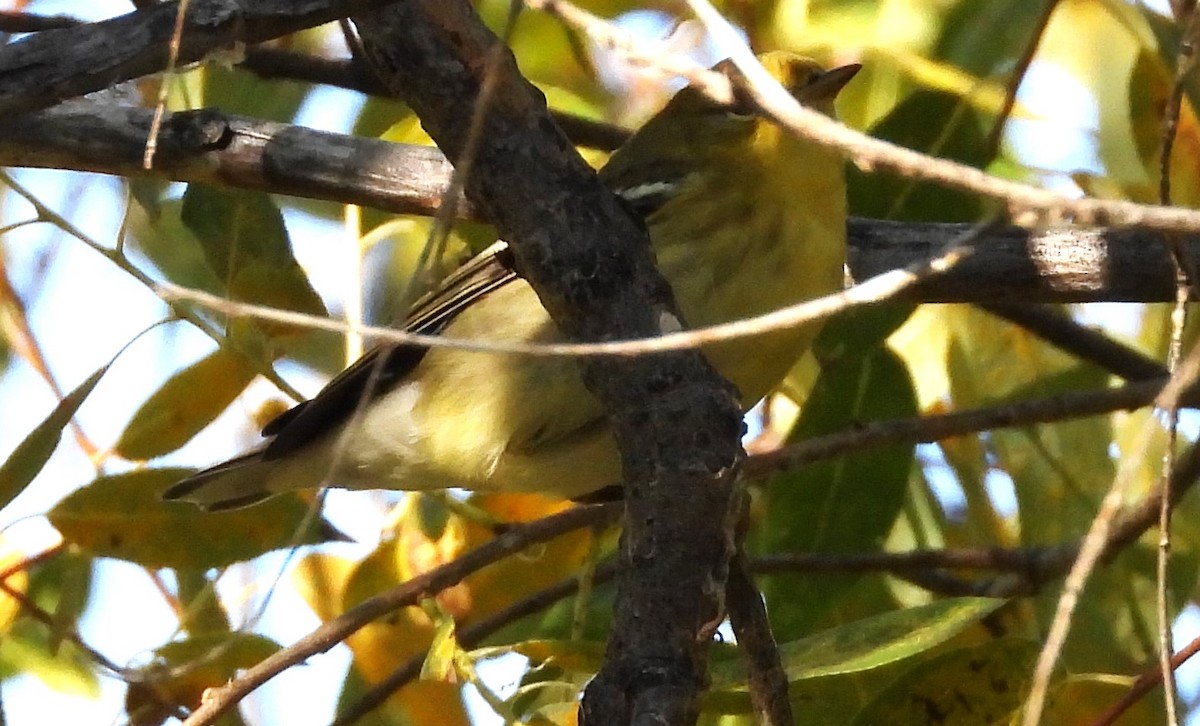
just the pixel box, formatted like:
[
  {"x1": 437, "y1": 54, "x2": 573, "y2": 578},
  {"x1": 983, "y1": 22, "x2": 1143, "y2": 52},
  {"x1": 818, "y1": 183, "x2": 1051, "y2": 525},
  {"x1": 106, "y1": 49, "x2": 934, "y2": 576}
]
[
  {"x1": 116, "y1": 349, "x2": 257, "y2": 460},
  {"x1": 49, "y1": 468, "x2": 340, "y2": 569},
  {"x1": 1040, "y1": 673, "x2": 1158, "y2": 726}
]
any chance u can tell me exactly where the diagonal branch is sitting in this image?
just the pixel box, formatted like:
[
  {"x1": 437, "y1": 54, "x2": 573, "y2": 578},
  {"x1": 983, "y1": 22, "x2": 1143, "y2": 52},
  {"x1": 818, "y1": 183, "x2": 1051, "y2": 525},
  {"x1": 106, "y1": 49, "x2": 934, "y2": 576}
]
[
  {"x1": 346, "y1": 3, "x2": 746, "y2": 725},
  {"x1": 182, "y1": 503, "x2": 621, "y2": 725}
]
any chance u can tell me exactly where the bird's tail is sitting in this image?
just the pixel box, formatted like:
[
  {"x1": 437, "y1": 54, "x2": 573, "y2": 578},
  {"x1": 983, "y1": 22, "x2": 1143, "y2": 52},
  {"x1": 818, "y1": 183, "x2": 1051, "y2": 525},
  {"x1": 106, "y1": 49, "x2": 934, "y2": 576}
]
[{"x1": 163, "y1": 447, "x2": 278, "y2": 511}]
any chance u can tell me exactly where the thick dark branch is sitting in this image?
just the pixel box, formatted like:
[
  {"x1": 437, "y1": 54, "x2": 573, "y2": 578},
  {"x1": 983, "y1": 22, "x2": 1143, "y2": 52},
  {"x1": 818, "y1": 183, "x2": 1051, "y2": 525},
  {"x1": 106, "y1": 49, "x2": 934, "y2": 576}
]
[
  {"x1": 347, "y1": 3, "x2": 744, "y2": 725},
  {"x1": 0, "y1": 0, "x2": 396, "y2": 116},
  {"x1": 236, "y1": 47, "x2": 632, "y2": 150},
  {"x1": 0, "y1": 10, "x2": 77, "y2": 32},
  {"x1": 848, "y1": 219, "x2": 1195, "y2": 303},
  {"x1": 0, "y1": 104, "x2": 462, "y2": 218},
  {"x1": 2, "y1": 103, "x2": 1199, "y2": 304}
]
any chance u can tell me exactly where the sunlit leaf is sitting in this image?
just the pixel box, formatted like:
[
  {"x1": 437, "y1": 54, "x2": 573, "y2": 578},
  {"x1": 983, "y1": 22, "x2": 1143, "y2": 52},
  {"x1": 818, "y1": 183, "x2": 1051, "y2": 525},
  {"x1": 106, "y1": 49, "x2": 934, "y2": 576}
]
[
  {"x1": 503, "y1": 639, "x2": 606, "y2": 675},
  {"x1": 314, "y1": 535, "x2": 472, "y2": 726},
  {"x1": 850, "y1": 638, "x2": 1038, "y2": 726},
  {"x1": 48, "y1": 468, "x2": 342, "y2": 569},
  {"x1": 181, "y1": 183, "x2": 326, "y2": 338},
  {"x1": 1040, "y1": 672, "x2": 1163, "y2": 726},
  {"x1": 763, "y1": 597, "x2": 1002, "y2": 680},
  {"x1": 115, "y1": 348, "x2": 258, "y2": 460},
  {"x1": 706, "y1": 598, "x2": 1008, "y2": 714},
  {"x1": 0, "y1": 619, "x2": 99, "y2": 696},
  {"x1": 0, "y1": 361, "x2": 111, "y2": 513},
  {"x1": 458, "y1": 493, "x2": 600, "y2": 638},
  {"x1": 1036, "y1": 0, "x2": 1146, "y2": 187},
  {"x1": 420, "y1": 611, "x2": 459, "y2": 682},
  {"x1": 126, "y1": 633, "x2": 281, "y2": 724}
]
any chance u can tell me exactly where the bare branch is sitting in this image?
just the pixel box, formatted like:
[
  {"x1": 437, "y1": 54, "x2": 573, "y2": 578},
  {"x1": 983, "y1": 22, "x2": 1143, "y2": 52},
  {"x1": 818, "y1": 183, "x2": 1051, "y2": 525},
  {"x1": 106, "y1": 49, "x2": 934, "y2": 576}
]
[
  {"x1": 3, "y1": 104, "x2": 1200, "y2": 303},
  {"x1": 182, "y1": 503, "x2": 620, "y2": 725},
  {"x1": 0, "y1": 0, "x2": 400, "y2": 116},
  {"x1": 334, "y1": 560, "x2": 620, "y2": 725},
  {"x1": 744, "y1": 377, "x2": 1188, "y2": 479},
  {"x1": 726, "y1": 555, "x2": 792, "y2": 726}
]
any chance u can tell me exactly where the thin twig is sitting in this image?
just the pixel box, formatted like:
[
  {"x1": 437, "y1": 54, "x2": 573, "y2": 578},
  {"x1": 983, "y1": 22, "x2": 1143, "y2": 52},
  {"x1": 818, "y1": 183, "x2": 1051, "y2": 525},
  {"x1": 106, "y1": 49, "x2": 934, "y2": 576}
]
[
  {"x1": 726, "y1": 554, "x2": 792, "y2": 726},
  {"x1": 158, "y1": 236, "x2": 974, "y2": 361},
  {"x1": 744, "y1": 377, "x2": 1186, "y2": 479},
  {"x1": 1151, "y1": 10, "x2": 1200, "y2": 724},
  {"x1": 182, "y1": 503, "x2": 621, "y2": 726},
  {"x1": 1022, "y1": 340, "x2": 1200, "y2": 726},
  {"x1": 333, "y1": 560, "x2": 620, "y2": 725},
  {"x1": 142, "y1": 0, "x2": 190, "y2": 169},
  {"x1": 1087, "y1": 630, "x2": 1200, "y2": 726},
  {"x1": 983, "y1": 0, "x2": 1061, "y2": 158}
]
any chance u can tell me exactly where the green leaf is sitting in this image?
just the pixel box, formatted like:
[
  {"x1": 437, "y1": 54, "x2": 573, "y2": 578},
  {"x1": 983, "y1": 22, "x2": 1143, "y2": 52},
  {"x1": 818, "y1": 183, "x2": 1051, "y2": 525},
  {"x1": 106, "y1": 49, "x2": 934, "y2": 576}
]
[
  {"x1": 847, "y1": 90, "x2": 989, "y2": 222},
  {"x1": 126, "y1": 188, "x2": 225, "y2": 295},
  {"x1": 48, "y1": 468, "x2": 344, "y2": 569},
  {"x1": 759, "y1": 597, "x2": 1003, "y2": 680},
  {"x1": 180, "y1": 184, "x2": 326, "y2": 336},
  {"x1": 201, "y1": 63, "x2": 310, "y2": 125},
  {"x1": 0, "y1": 618, "x2": 99, "y2": 696},
  {"x1": 333, "y1": 665, "x2": 414, "y2": 726},
  {"x1": 421, "y1": 612, "x2": 459, "y2": 682},
  {"x1": 1041, "y1": 672, "x2": 1165, "y2": 726},
  {"x1": 0, "y1": 362, "x2": 111, "y2": 513},
  {"x1": 503, "y1": 639, "x2": 606, "y2": 675},
  {"x1": 850, "y1": 638, "x2": 1038, "y2": 726},
  {"x1": 115, "y1": 348, "x2": 258, "y2": 460},
  {"x1": 707, "y1": 598, "x2": 1008, "y2": 714},
  {"x1": 127, "y1": 633, "x2": 281, "y2": 724},
  {"x1": 752, "y1": 345, "x2": 917, "y2": 638},
  {"x1": 154, "y1": 632, "x2": 281, "y2": 669},
  {"x1": 934, "y1": 1, "x2": 1053, "y2": 76},
  {"x1": 812, "y1": 303, "x2": 915, "y2": 362}
]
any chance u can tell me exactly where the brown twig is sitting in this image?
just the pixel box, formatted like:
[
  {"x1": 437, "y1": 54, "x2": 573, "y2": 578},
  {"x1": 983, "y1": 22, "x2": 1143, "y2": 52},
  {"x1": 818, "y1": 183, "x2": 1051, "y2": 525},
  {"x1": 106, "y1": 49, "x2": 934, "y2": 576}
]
[
  {"x1": 181, "y1": 503, "x2": 620, "y2": 725},
  {"x1": 983, "y1": 0, "x2": 1061, "y2": 158},
  {"x1": 333, "y1": 560, "x2": 620, "y2": 725},
  {"x1": 1152, "y1": 10, "x2": 1200, "y2": 724},
  {"x1": 726, "y1": 554, "x2": 792, "y2": 726},
  {"x1": 744, "y1": 377, "x2": 1185, "y2": 479},
  {"x1": 1088, "y1": 629, "x2": 1200, "y2": 726}
]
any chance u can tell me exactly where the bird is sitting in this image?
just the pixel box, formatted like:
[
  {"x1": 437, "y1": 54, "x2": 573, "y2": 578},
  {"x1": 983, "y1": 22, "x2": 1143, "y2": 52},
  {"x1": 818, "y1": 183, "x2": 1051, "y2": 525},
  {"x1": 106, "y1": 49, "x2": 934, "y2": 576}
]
[{"x1": 164, "y1": 52, "x2": 859, "y2": 510}]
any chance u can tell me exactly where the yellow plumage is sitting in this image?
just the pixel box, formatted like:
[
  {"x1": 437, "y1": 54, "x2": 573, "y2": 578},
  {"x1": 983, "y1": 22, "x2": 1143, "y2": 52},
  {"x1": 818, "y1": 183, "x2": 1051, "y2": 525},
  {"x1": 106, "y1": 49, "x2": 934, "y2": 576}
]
[{"x1": 165, "y1": 52, "x2": 857, "y2": 509}]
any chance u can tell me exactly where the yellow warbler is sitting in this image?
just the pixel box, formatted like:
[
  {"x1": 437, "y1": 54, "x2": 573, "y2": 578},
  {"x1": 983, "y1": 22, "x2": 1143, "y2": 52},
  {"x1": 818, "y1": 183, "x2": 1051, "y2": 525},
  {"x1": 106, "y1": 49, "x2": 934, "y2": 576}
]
[{"x1": 165, "y1": 52, "x2": 858, "y2": 510}]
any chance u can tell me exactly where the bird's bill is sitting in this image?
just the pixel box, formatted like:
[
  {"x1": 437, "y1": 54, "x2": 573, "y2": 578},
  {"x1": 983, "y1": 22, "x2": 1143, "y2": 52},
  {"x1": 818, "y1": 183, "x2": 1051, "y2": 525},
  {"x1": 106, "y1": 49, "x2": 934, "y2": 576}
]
[{"x1": 801, "y1": 63, "x2": 862, "y2": 102}]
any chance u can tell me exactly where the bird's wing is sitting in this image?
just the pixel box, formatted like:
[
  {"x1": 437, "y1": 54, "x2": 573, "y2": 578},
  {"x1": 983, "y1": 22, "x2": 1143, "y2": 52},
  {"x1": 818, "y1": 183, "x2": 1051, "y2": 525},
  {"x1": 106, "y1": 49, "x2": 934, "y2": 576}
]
[{"x1": 261, "y1": 241, "x2": 520, "y2": 460}]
